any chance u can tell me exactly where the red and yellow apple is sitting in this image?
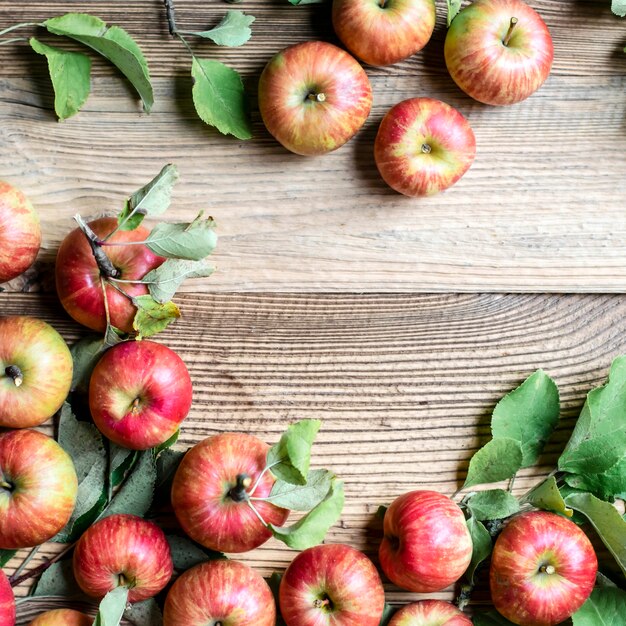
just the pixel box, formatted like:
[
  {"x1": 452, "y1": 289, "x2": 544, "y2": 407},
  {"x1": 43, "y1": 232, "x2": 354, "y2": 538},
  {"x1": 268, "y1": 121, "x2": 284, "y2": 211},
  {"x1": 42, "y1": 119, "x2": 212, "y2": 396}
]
[
  {"x1": 28, "y1": 610, "x2": 93, "y2": 626},
  {"x1": 389, "y1": 600, "x2": 472, "y2": 625},
  {"x1": 0, "y1": 569, "x2": 15, "y2": 626}
]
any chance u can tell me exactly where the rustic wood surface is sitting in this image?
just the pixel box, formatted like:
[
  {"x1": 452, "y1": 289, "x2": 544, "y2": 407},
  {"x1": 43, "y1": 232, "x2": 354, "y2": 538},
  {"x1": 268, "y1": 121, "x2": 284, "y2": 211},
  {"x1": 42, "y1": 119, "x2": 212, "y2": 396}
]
[{"x1": 0, "y1": 1, "x2": 625, "y2": 292}]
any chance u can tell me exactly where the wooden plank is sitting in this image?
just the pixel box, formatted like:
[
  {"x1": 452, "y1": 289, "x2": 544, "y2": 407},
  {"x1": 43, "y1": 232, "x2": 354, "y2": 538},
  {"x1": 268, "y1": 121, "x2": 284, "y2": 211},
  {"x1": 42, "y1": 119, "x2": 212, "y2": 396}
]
[
  {"x1": 1, "y1": 2, "x2": 625, "y2": 293},
  {"x1": 3, "y1": 292, "x2": 626, "y2": 622}
]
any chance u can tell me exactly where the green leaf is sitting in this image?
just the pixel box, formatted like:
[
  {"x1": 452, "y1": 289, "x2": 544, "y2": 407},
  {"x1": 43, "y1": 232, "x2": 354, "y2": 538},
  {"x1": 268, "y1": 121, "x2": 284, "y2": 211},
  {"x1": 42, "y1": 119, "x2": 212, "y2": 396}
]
[
  {"x1": 572, "y1": 587, "x2": 626, "y2": 625},
  {"x1": 156, "y1": 448, "x2": 185, "y2": 491},
  {"x1": 142, "y1": 258, "x2": 215, "y2": 304},
  {"x1": 191, "y1": 57, "x2": 252, "y2": 140},
  {"x1": 44, "y1": 13, "x2": 153, "y2": 111},
  {"x1": 288, "y1": 0, "x2": 325, "y2": 4},
  {"x1": 132, "y1": 295, "x2": 180, "y2": 338},
  {"x1": 559, "y1": 356, "x2": 626, "y2": 475},
  {"x1": 124, "y1": 599, "x2": 163, "y2": 626},
  {"x1": 70, "y1": 335, "x2": 106, "y2": 392},
  {"x1": 29, "y1": 37, "x2": 91, "y2": 120},
  {"x1": 565, "y1": 456, "x2": 626, "y2": 501},
  {"x1": 267, "y1": 419, "x2": 322, "y2": 485},
  {"x1": 33, "y1": 558, "x2": 84, "y2": 598},
  {"x1": 564, "y1": 492, "x2": 626, "y2": 576},
  {"x1": 472, "y1": 611, "x2": 516, "y2": 625},
  {"x1": 612, "y1": 0, "x2": 626, "y2": 17},
  {"x1": 104, "y1": 324, "x2": 127, "y2": 347},
  {"x1": 379, "y1": 604, "x2": 397, "y2": 626},
  {"x1": 264, "y1": 469, "x2": 333, "y2": 511},
  {"x1": 465, "y1": 515, "x2": 492, "y2": 584},
  {"x1": 153, "y1": 429, "x2": 180, "y2": 458},
  {"x1": 186, "y1": 11, "x2": 255, "y2": 47},
  {"x1": 522, "y1": 475, "x2": 573, "y2": 517},
  {"x1": 491, "y1": 370, "x2": 560, "y2": 468},
  {"x1": 269, "y1": 479, "x2": 344, "y2": 550},
  {"x1": 144, "y1": 213, "x2": 218, "y2": 260},
  {"x1": 466, "y1": 489, "x2": 520, "y2": 521},
  {"x1": 596, "y1": 571, "x2": 619, "y2": 588},
  {"x1": 118, "y1": 163, "x2": 180, "y2": 231},
  {"x1": 0, "y1": 549, "x2": 16, "y2": 568},
  {"x1": 268, "y1": 573, "x2": 287, "y2": 626},
  {"x1": 446, "y1": 0, "x2": 463, "y2": 26},
  {"x1": 110, "y1": 444, "x2": 137, "y2": 487},
  {"x1": 463, "y1": 438, "x2": 523, "y2": 489},
  {"x1": 94, "y1": 586, "x2": 129, "y2": 626},
  {"x1": 166, "y1": 535, "x2": 224, "y2": 571}
]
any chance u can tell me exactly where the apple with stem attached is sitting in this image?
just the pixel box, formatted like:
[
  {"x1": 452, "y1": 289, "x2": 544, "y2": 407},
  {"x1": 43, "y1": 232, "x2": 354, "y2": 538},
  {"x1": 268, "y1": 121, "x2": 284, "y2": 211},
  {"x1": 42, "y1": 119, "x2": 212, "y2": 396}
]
[
  {"x1": 163, "y1": 559, "x2": 276, "y2": 626},
  {"x1": 332, "y1": 0, "x2": 436, "y2": 67},
  {"x1": 389, "y1": 600, "x2": 472, "y2": 625},
  {"x1": 73, "y1": 513, "x2": 173, "y2": 602},
  {"x1": 0, "y1": 181, "x2": 41, "y2": 284},
  {"x1": 89, "y1": 340, "x2": 193, "y2": 450},
  {"x1": 171, "y1": 432, "x2": 289, "y2": 552},
  {"x1": 490, "y1": 510, "x2": 597, "y2": 626},
  {"x1": 279, "y1": 543, "x2": 385, "y2": 626},
  {"x1": 0, "y1": 569, "x2": 15, "y2": 626},
  {"x1": 445, "y1": 0, "x2": 554, "y2": 106},
  {"x1": 28, "y1": 610, "x2": 93, "y2": 626},
  {"x1": 258, "y1": 41, "x2": 372, "y2": 156},
  {"x1": 0, "y1": 316, "x2": 73, "y2": 428},
  {"x1": 379, "y1": 490, "x2": 472, "y2": 592},
  {"x1": 0, "y1": 429, "x2": 78, "y2": 549},
  {"x1": 375, "y1": 98, "x2": 476, "y2": 196}
]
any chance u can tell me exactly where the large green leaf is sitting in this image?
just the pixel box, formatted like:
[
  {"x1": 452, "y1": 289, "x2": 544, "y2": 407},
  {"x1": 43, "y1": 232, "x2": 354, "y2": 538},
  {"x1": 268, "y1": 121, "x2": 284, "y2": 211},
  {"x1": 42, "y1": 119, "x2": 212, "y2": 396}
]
[
  {"x1": 565, "y1": 456, "x2": 626, "y2": 501},
  {"x1": 94, "y1": 586, "x2": 129, "y2": 626},
  {"x1": 142, "y1": 258, "x2": 215, "y2": 304},
  {"x1": 466, "y1": 515, "x2": 492, "y2": 583},
  {"x1": 463, "y1": 438, "x2": 523, "y2": 489},
  {"x1": 572, "y1": 587, "x2": 626, "y2": 625},
  {"x1": 264, "y1": 469, "x2": 334, "y2": 511},
  {"x1": 522, "y1": 475, "x2": 572, "y2": 517},
  {"x1": 185, "y1": 11, "x2": 255, "y2": 47},
  {"x1": 466, "y1": 489, "x2": 520, "y2": 521},
  {"x1": 145, "y1": 214, "x2": 217, "y2": 260}
]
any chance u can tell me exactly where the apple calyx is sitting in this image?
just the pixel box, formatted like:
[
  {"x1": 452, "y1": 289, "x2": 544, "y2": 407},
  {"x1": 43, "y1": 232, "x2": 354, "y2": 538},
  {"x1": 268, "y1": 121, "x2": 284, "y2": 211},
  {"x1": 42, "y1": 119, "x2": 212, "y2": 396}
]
[
  {"x1": 228, "y1": 473, "x2": 253, "y2": 503},
  {"x1": 539, "y1": 564, "x2": 556, "y2": 575},
  {"x1": 314, "y1": 595, "x2": 334, "y2": 611},
  {"x1": 74, "y1": 214, "x2": 120, "y2": 279},
  {"x1": 421, "y1": 143, "x2": 432, "y2": 154},
  {"x1": 4, "y1": 364, "x2": 23, "y2": 387},
  {"x1": 307, "y1": 92, "x2": 327, "y2": 103},
  {"x1": 503, "y1": 17, "x2": 519, "y2": 47}
]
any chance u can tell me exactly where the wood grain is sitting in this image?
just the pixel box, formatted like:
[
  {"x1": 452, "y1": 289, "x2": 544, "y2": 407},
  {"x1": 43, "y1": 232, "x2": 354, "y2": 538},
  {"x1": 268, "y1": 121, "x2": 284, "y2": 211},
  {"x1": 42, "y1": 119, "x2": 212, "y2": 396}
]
[
  {"x1": 3, "y1": 291, "x2": 626, "y2": 622},
  {"x1": 1, "y1": 1, "x2": 625, "y2": 292}
]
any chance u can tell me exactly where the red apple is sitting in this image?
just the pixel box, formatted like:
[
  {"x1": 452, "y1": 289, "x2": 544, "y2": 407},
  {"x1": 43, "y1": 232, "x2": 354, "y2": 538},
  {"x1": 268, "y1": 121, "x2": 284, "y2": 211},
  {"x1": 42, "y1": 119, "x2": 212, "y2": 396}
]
[
  {"x1": 0, "y1": 569, "x2": 15, "y2": 626},
  {"x1": 56, "y1": 217, "x2": 164, "y2": 333},
  {"x1": 0, "y1": 429, "x2": 78, "y2": 549},
  {"x1": 89, "y1": 340, "x2": 193, "y2": 450},
  {"x1": 0, "y1": 316, "x2": 73, "y2": 429},
  {"x1": 0, "y1": 181, "x2": 41, "y2": 284},
  {"x1": 332, "y1": 0, "x2": 436, "y2": 66},
  {"x1": 379, "y1": 490, "x2": 472, "y2": 592},
  {"x1": 171, "y1": 432, "x2": 289, "y2": 553},
  {"x1": 163, "y1": 559, "x2": 276, "y2": 626},
  {"x1": 444, "y1": 0, "x2": 554, "y2": 106},
  {"x1": 28, "y1": 610, "x2": 93, "y2": 626},
  {"x1": 73, "y1": 513, "x2": 173, "y2": 602},
  {"x1": 375, "y1": 97, "x2": 476, "y2": 197},
  {"x1": 280, "y1": 543, "x2": 385, "y2": 626},
  {"x1": 490, "y1": 510, "x2": 597, "y2": 626},
  {"x1": 258, "y1": 41, "x2": 372, "y2": 156},
  {"x1": 389, "y1": 600, "x2": 472, "y2": 625}
]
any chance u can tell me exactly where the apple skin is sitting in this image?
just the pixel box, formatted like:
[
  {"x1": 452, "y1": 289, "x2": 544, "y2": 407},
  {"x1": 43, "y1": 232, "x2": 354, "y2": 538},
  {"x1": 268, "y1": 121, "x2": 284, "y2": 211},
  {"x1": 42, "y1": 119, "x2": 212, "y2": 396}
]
[
  {"x1": 0, "y1": 316, "x2": 73, "y2": 428},
  {"x1": 279, "y1": 543, "x2": 385, "y2": 626},
  {"x1": 444, "y1": 0, "x2": 554, "y2": 106},
  {"x1": 258, "y1": 41, "x2": 372, "y2": 156},
  {"x1": 0, "y1": 569, "x2": 15, "y2": 626},
  {"x1": 28, "y1": 610, "x2": 93, "y2": 626},
  {"x1": 389, "y1": 600, "x2": 472, "y2": 626},
  {"x1": 171, "y1": 432, "x2": 289, "y2": 553},
  {"x1": 73, "y1": 513, "x2": 173, "y2": 602},
  {"x1": 89, "y1": 340, "x2": 193, "y2": 450},
  {"x1": 0, "y1": 181, "x2": 41, "y2": 284},
  {"x1": 163, "y1": 559, "x2": 276, "y2": 626},
  {"x1": 379, "y1": 490, "x2": 472, "y2": 592},
  {"x1": 55, "y1": 217, "x2": 164, "y2": 333},
  {"x1": 375, "y1": 98, "x2": 476, "y2": 197},
  {"x1": 332, "y1": 0, "x2": 436, "y2": 67},
  {"x1": 0, "y1": 429, "x2": 78, "y2": 549},
  {"x1": 490, "y1": 510, "x2": 597, "y2": 626}
]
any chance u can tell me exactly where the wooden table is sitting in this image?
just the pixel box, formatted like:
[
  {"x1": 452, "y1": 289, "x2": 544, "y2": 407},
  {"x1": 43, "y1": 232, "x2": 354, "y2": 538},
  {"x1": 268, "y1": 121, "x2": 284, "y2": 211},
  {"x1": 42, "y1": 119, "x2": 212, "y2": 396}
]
[{"x1": 1, "y1": 0, "x2": 625, "y2": 622}]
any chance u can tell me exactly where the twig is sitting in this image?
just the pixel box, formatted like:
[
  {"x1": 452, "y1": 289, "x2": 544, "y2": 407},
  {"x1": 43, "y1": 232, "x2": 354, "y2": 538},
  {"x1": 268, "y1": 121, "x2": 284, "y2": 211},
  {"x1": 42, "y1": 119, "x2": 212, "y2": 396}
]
[
  {"x1": 10, "y1": 542, "x2": 76, "y2": 588},
  {"x1": 8, "y1": 546, "x2": 40, "y2": 584}
]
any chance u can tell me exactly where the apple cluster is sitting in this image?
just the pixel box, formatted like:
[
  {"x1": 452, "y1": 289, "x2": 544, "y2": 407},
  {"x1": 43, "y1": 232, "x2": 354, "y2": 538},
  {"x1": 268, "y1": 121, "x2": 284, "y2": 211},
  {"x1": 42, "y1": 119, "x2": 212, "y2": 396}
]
[{"x1": 258, "y1": 0, "x2": 553, "y2": 197}]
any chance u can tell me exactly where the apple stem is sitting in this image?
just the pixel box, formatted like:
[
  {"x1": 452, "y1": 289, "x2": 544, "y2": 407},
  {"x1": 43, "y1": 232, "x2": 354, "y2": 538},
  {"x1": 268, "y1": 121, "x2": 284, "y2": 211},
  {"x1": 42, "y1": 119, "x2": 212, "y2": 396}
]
[
  {"x1": 540, "y1": 564, "x2": 556, "y2": 575},
  {"x1": 314, "y1": 598, "x2": 331, "y2": 608},
  {"x1": 503, "y1": 17, "x2": 519, "y2": 47},
  {"x1": 421, "y1": 143, "x2": 432, "y2": 154},
  {"x1": 308, "y1": 92, "x2": 326, "y2": 103},
  {"x1": 74, "y1": 214, "x2": 119, "y2": 279},
  {"x1": 0, "y1": 22, "x2": 41, "y2": 38},
  {"x1": 228, "y1": 473, "x2": 253, "y2": 503},
  {"x1": 4, "y1": 365, "x2": 23, "y2": 387},
  {"x1": 0, "y1": 481, "x2": 12, "y2": 490}
]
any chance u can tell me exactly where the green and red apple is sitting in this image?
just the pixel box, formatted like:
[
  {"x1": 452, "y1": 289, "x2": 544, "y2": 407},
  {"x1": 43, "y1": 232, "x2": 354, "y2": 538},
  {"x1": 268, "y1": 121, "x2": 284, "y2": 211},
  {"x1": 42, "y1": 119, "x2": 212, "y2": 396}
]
[
  {"x1": 28, "y1": 610, "x2": 93, "y2": 626},
  {"x1": 389, "y1": 600, "x2": 472, "y2": 625}
]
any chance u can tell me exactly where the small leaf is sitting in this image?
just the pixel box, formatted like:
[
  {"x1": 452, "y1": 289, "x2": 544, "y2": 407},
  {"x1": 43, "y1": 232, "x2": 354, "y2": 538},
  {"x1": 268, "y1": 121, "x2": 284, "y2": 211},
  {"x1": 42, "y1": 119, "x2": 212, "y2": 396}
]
[
  {"x1": 463, "y1": 438, "x2": 524, "y2": 489},
  {"x1": 29, "y1": 37, "x2": 91, "y2": 120},
  {"x1": 94, "y1": 586, "x2": 129, "y2": 626},
  {"x1": 104, "y1": 324, "x2": 127, "y2": 347},
  {"x1": 267, "y1": 419, "x2": 322, "y2": 485},
  {"x1": 124, "y1": 599, "x2": 163, "y2": 626},
  {"x1": 472, "y1": 611, "x2": 517, "y2": 625},
  {"x1": 118, "y1": 163, "x2": 180, "y2": 231},
  {"x1": 379, "y1": 604, "x2": 397, "y2": 626},
  {"x1": 153, "y1": 429, "x2": 180, "y2": 458},
  {"x1": 144, "y1": 214, "x2": 218, "y2": 260},
  {"x1": 166, "y1": 535, "x2": 224, "y2": 571},
  {"x1": 110, "y1": 444, "x2": 136, "y2": 487},
  {"x1": 33, "y1": 558, "x2": 85, "y2": 598},
  {"x1": 156, "y1": 448, "x2": 185, "y2": 491},
  {"x1": 522, "y1": 475, "x2": 573, "y2": 517},
  {"x1": 446, "y1": 0, "x2": 463, "y2": 26},
  {"x1": 572, "y1": 587, "x2": 626, "y2": 625},
  {"x1": 466, "y1": 489, "x2": 520, "y2": 521},
  {"x1": 288, "y1": 0, "x2": 325, "y2": 4},
  {"x1": 268, "y1": 573, "x2": 287, "y2": 626},
  {"x1": 564, "y1": 456, "x2": 626, "y2": 501},
  {"x1": 186, "y1": 11, "x2": 255, "y2": 47},
  {"x1": 596, "y1": 571, "x2": 619, "y2": 588},
  {"x1": 132, "y1": 295, "x2": 180, "y2": 338},
  {"x1": 142, "y1": 258, "x2": 215, "y2": 304},
  {"x1": 0, "y1": 549, "x2": 16, "y2": 568},
  {"x1": 269, "y1": 479, "x2": 344, "y2": 550},
  {"x1": 191, "y1": 57, "x2": 252, "y2": 140},
  {"x1": 612, "y1": 0, "x2": 626, "y2": 17},
  {"x1": 70, "y1": 335, "x2": 106, "y2": 392},
  {"x1": 264, "y1": 469, "x2": 333, "y2": 510},
  {"x1": 466, "y1": 515, "x2": 492, "y2": 584}
]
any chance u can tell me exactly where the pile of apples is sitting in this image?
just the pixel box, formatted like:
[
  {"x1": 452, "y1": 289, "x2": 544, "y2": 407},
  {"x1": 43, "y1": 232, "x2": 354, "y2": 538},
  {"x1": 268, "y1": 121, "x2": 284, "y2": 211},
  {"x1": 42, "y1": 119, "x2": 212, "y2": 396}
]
[{"x1": 258, "y1": 0, "x2": 554, "y2": 196}]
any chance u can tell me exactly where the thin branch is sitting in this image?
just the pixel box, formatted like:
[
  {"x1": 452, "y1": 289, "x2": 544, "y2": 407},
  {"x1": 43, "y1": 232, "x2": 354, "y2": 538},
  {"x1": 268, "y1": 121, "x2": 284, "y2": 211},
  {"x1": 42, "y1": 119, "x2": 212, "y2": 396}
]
[
  {"x1": 0, "y1": 22, "x2": 40, "y2": 37},
  {"x1": 8, "y1": 546, "x2": 40, "y2": 584},
  {"x1": 10, "y1": 542, "x2": 76, "y2": 588},
  {"x1": 164, "y1": 0, "x2": 178, "y2": 36}
]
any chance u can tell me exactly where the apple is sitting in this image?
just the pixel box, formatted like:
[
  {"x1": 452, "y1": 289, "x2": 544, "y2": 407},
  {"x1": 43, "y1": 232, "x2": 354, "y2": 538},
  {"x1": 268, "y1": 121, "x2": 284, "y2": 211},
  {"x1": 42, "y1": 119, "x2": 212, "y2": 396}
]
[
  {"x1": 171, "y1": 432, "x2": 289, "y2": 552},
  {"x1": 56, "y1": 216, "x2": 164, "y2": 333},
  {"x1": 258, "y1": 41, "x2": 372, "y2": 156},
  {"x1": 490, "y1": 510, "x2": 597, "y2": 626},
  {"x1": 332, "y1": 0, "x2": 436, "y2": 66},
  {"x1": 89, "y1": 340, "x2": 193, "y2": 450},
  {"x1": 0, "y1": 316, "x2": 73, "y2": 429},
  {"x1": 0, "y1": 181, "x2": 41, "y2": 284},
  {"x1": 73, "y1": 513, "x2": 173, "y2": 602},
  {"x1": 0, "y1": 569, "x2": 15, "y2": 626},
  {"x1": 280, "y1": 543, "x2": 385, "y2": 626},
  {"x1": 389, "y1": 600, "x2": 472, "y2": 625},
  {"x1": 0, "y1": 429, "x2": 78, "y2": 549},
  {"x1": 28, "y1": 610, "x2": 93, "y2": 626},
  {"x1": 163, "y1": 559, "x2": 276, "y2": 626},
  {"x1": 379, "y1": 490, "x2": 472, "y2": 592},
  {"x1": 444, "y1": 0, "x2": 554, "y2": 106},
  {"x1": 375, "y1": 97, "x2": 476, "y2": 196}
]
